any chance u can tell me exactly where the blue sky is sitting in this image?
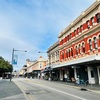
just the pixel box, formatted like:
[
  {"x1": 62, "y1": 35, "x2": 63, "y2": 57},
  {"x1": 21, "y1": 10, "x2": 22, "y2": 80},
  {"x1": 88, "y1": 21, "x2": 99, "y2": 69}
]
[{"x1": 0, "y1": 0, "x2": 95, "y2": 71}]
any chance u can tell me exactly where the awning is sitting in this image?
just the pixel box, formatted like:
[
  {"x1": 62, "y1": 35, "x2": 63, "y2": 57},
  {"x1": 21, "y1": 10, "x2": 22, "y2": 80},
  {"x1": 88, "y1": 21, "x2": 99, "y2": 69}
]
[
  {"x1": 32, "y1": 70, "x2": 40, "y2": 74},
  {"x1": 41, "y1": 67, "x2": 52, "y2": 73},
  {"x1": 52, "y1": 54, "x2": 100, "y2": 69}
]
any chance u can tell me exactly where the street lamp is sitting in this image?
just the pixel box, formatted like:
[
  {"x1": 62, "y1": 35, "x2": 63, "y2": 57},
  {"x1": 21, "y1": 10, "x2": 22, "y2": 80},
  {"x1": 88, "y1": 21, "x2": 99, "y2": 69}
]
[{"x1": 10, "y1": 48, "x2": 27, "y2": 81}]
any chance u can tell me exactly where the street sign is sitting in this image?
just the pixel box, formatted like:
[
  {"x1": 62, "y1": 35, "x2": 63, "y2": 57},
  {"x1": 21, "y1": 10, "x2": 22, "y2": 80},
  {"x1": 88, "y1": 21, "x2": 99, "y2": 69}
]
[{"x1": 13, "y1": 55, "x2": 18, "y2": 65}]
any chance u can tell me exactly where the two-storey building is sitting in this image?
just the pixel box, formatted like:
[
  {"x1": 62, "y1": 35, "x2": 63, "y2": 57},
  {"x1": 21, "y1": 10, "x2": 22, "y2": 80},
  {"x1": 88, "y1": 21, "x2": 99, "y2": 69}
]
[
  {"x1": 45, "y1": 41, "x2": 60, "y2": 80},
  {"x1": 50, "y1": 0, "x2": 100, "y2": 84}
]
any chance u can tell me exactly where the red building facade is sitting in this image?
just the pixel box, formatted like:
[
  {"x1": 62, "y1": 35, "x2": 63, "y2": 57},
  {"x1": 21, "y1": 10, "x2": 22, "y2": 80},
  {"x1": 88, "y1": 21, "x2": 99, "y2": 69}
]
[{"x1": 51, "y1": 0, "x2": 100, "y2": 84}]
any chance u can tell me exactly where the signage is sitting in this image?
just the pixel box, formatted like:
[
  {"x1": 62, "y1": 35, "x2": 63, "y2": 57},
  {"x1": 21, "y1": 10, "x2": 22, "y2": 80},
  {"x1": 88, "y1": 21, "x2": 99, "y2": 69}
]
[{"x1": 13, "y1": 55, "x2": 18, "y2": 65}]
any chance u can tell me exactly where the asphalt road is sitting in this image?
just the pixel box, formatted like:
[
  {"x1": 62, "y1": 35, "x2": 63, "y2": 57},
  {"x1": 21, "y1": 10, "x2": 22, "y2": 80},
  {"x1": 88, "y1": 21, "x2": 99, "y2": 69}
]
[{"x1": 13, "y1": 78, "x2": 100, "y2": 100}]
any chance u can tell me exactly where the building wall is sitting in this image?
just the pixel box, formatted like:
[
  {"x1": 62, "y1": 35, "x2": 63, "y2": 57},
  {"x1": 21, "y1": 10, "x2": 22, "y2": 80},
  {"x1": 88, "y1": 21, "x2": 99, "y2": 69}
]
[
  {"x1": 48, "y1": 41, "x2": 60, "y2": 67},
  {"x1": 59, "y1": 1, "x2": 100, "y2": 63}
]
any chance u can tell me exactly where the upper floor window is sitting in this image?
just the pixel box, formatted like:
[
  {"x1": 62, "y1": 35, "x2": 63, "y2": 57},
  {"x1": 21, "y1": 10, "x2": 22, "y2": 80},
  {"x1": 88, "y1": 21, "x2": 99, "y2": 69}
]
[
  {"x1": 89, "y1": 39, "x2": 92, "y2": 51},
  {"x1": 91, "y1": 17, "x2": 94, "y2": 26},
  {"x1": 77, "y1": 28, "x2": 80, "y2": 34},
  {"x1": 99, "y1": 35, "x2": 100, "y2": 46},
  {"x1": 76, "y1": 46, "x2": 78, "y2": 55},
  {"x1": 68, "y1": 35, "x2": 69, "y2": 41},
  {"x1": 80, "y1": 25, "x2": 83, "y2": 33},
  {"x1": 74, "y1": 30, "x2": 76, "y2": 36},
  {"x1": 66, "y1": 50, "x2": 68, "y2": 58},
  {"x1": 78, "y1": 44, "x2": 81, "y2": 54},
  {"x1": 82, "y1": 43, "x2": 85, "y2": 53},
  {"x1": 70, "y1": 33, "x2": 71, "y2": 39},
  {"x1": 61, "y1": 52, "x2": 64, "y2": 59},
  {"x1": 96, "y1": 13, "x2": 100, "y2": 23},
  {"x1": 87, "y1": 20, "x2": 90, "y2": 29},
  {"x1": 94, "y1": 37, "x2": 98, "y2": 49},
  {"x1": 71, "y1": 48, "x2": 73, "y2": 57},
  {"x1": 69, "y1": 49, "x2": 70, "y2": 57}
]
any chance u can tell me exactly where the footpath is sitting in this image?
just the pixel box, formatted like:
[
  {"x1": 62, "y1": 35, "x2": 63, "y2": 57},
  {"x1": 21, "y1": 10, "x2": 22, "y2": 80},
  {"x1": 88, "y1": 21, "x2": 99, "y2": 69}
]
[
  {"x1": 0, "y1": 79, "x2": 27, "y2": 100},
  {"x1": 48, "y1": 80, "x2": 100, "y2": 93}
]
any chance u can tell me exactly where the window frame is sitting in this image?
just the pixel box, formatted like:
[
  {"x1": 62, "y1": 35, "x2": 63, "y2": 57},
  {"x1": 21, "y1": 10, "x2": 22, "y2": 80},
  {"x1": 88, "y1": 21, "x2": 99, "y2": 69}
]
[{"x1": 89, "y1": 39, "x2": 92, "y2": 51}]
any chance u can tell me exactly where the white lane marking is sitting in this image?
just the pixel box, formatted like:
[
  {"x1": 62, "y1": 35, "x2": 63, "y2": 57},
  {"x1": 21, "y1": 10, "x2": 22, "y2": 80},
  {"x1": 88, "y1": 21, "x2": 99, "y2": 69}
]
[{"x1": 28, "y1": 81, "x2": 87, "y2": 100}]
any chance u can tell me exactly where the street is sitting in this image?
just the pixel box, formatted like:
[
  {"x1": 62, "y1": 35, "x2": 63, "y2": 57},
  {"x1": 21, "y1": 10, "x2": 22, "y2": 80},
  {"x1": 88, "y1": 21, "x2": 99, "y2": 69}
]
[{"x1": 13, "y1": 78, "x2": 100, "y2": 100}]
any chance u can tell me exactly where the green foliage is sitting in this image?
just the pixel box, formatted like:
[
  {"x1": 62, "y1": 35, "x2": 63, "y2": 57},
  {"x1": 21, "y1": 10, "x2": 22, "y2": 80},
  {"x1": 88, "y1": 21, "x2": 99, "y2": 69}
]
[{"x1": 0, "y1": 57, "x2": 13, "y2": 73}]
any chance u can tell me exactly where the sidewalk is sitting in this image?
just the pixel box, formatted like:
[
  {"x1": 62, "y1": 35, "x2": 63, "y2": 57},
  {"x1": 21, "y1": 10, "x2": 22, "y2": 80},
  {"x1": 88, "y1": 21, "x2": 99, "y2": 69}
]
[
  {"x1": 50, "y1": 80, "x2": 100, "y2": 93},
  {"x1": 0, "y1": 79, "x2": 26, "y2": 100}
]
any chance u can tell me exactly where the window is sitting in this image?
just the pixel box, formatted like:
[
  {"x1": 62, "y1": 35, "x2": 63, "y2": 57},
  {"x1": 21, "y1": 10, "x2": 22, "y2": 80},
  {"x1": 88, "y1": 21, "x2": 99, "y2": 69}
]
[
  {"x1": 80, "y1": 25, "x2": 83, "y2": 33},
  {"x1": 76, "y1": 46, "x2": 78, "y2": 55},
  {"x1": 74, "y1": 30, "x2": 76, "y2": 36},
  {"x1": 91, "y1": 17, "x2": 94, "y2": 26},
  {"x1": 91, "y1": 70, "x2": 94, "y2": 78},
  {"x1": 99, "y1": 35, "x2": 100, "y2": 46},
  {"x1": 96, "y1": 13, "x2": 100, "y2": 23},
  {"x1": 87, "y1": 20, "x2": 90, "y2": 29},
  {"x1": 62, "y1": 52, "x2": 64, "y2": 59},
  {"x1": 68, "y1": 35, "x2": 69, "y2": 41},
  {"x1": 70, "y1": 33, "x2": 71, "y2": 39},
  {"x1": 77, "y1": 28, "x2": 80, "y2": 34},
  {"x1": 66, "y1": 50, "x2": 68, "y2": 58},
  {"x1": 40, "y1": 63, "x2": 42, "y2": 68},
  {"x1": 94, "y1": 37, "x2": 98, "y2": 49},
  {"x1": 78, "y1": 44, "x2": 81, "y2": 54},
  {"x1": 82, "y1": 43, "x2": 85, "y2": 53},
  {"x1": 89, "y1": 39, "x2": 92, "y2": 51},
  {"x1": 68, "y1": 49, "x2": 70, "y2": 57},
  {"x1": 71, "y1": 48, "x2": 73, "y2": 57}
]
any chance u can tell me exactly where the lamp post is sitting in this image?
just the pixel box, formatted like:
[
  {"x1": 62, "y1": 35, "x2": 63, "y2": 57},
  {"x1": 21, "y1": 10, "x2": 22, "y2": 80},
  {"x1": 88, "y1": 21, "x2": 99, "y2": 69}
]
[{"x1": 10, "y1": 48, "x2": 27, "y2": 81}]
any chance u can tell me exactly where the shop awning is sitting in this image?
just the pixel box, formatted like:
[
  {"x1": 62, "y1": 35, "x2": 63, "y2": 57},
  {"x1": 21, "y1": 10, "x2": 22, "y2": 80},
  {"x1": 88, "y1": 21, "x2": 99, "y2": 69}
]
[{"x1": 52, "y1": 54, "x2": 100, "y2": 69}]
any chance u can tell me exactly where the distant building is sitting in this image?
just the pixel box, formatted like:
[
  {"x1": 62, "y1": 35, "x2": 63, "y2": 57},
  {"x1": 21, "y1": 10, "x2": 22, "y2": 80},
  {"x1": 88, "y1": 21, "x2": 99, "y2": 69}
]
[{"x1": 20, "y1": 56, "x2": 47, "y2": 79}]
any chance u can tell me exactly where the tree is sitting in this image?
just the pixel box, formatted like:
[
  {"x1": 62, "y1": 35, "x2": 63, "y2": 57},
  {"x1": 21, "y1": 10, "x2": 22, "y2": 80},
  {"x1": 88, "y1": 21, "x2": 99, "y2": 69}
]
[{"x1": 0, "y1": 57, "x2": 13, "y2": 78}]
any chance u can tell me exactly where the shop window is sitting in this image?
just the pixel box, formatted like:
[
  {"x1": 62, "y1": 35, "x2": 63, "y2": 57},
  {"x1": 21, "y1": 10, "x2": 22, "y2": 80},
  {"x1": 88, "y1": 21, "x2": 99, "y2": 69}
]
[
  {"x1": 89, "y1": 39, "x2": 92, "y2": 51},
  {"x1": 91, "y1": 70, "x2": 94, "y2": 78},
  {"x1": 94, "y1": 37, "x2": 98, "y2": 49},
  {"x1": 96, "y1": 13, "x2": 100, "y2": 23}
]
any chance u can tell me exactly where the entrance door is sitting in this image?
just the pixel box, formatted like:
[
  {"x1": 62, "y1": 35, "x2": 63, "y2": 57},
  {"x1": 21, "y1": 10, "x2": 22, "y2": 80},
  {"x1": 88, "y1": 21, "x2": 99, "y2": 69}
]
[{"x1": 79, "y1": 67, "x2": 88, "y2": 81}]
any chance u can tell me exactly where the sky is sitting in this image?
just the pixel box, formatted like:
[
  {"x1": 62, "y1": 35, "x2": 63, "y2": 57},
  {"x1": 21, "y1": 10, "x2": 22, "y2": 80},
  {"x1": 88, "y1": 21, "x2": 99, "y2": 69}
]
[{"x1": 0, "y1": 0, "x2": 96, "y2": 71}]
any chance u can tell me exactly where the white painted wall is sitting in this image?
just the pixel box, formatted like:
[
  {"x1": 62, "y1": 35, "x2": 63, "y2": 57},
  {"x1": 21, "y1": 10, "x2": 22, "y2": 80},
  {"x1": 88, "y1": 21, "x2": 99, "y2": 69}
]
[{"x1": 87, "y1": 67, "x2": 95, "y2": 84}]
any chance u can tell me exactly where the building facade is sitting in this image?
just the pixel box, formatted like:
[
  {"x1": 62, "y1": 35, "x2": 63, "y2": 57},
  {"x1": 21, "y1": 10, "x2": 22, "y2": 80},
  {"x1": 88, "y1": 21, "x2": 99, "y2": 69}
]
[
  {"x1": 48, "y1": 0, "x2": 100, "y2": 84},
  {"x1": 45, "y1": 41, "x2": 60, "y2": 80},
  {"x1": 26, "y1": 56, "x2": 47, "y2": 79}
]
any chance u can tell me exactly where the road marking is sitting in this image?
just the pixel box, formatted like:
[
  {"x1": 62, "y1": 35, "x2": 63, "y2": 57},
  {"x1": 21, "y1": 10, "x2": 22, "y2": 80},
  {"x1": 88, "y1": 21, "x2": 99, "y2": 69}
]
[
  {"x1": 27, "y1": 80, "x2": 87, "y2": 100},
  {"x1": 13, "y1": 81, "x2": 36, "y2": 100}
]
